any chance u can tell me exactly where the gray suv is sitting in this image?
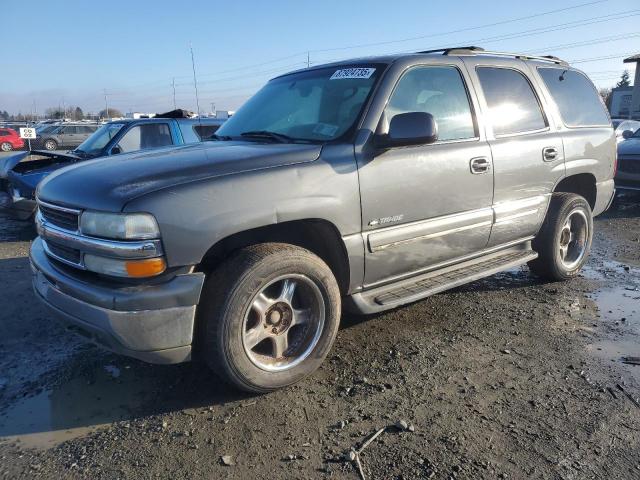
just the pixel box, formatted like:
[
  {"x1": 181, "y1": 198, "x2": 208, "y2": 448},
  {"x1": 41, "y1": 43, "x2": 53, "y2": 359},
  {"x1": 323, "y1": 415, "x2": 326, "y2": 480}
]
[
  {"x1": 30, "y1": 47, "x2": 615, "y2": 392},
  {"x1": 36, "y1": 123, "x2": 100, "y2": 150}
]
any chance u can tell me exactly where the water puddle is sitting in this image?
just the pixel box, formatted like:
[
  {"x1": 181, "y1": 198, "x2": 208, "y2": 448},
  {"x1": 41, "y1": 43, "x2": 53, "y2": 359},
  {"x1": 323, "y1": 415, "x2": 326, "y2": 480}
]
[
  {"x1": 583, "y1": 260, "x2": 640, "y2": 380},
  {"x1": 0, "y1": 360, "x2": 153, "y2": 450}
]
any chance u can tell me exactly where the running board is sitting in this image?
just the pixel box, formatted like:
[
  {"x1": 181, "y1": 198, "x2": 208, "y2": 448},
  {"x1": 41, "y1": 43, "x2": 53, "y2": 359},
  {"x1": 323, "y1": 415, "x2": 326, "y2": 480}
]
[{"x1": 347, "y1": 245, "x2": 538, "y2": 314}]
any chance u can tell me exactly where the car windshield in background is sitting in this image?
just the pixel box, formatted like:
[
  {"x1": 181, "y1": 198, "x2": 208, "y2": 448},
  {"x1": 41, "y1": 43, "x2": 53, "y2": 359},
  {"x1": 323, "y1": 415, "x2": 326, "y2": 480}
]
[
  {"x1": 215, "y1": 65, "x2": 384, "y2": 143},
  {"x1": 75, "y1": 123, "x2": 125, "y2": 155}
]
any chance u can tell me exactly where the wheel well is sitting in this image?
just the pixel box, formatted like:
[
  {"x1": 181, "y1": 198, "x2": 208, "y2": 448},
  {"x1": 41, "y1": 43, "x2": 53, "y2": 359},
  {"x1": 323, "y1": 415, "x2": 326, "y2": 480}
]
[
  {"x1": 197, "y1": 220, "x2": 351, "y2": 294},
  {"x1": 554, "y1": 174, "x2": 596, "y2": 210}
]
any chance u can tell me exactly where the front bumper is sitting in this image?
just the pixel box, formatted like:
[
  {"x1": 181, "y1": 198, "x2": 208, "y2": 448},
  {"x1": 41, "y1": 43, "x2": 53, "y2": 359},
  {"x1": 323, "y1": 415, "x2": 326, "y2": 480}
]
[
  {"x1": 615, "y1": 158, "x2": 640, "y2": 191},
  {"x1": 30, "y1": 237, "x2": 205, "y2": 364}
]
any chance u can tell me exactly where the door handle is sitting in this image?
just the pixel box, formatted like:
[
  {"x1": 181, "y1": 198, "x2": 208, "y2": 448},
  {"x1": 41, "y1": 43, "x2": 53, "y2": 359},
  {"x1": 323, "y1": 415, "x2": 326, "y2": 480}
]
[
  {"x1": 470, "y1": 156, "x2": 491, "y2": 174},
  {"x1": 542, "y1": 146, "x2": 559, "y2": 162}
]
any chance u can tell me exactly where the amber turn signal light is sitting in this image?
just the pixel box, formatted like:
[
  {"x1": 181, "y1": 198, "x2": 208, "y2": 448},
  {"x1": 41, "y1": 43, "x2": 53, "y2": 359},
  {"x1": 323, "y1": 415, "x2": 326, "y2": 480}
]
[{"x1": 125, "y1": 257, "x2": 167, "y2": 278}]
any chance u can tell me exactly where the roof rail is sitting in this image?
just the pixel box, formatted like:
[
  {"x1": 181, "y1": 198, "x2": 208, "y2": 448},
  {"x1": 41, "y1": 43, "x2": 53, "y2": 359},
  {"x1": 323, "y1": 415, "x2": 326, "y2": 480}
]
[{"x1": 416, "y1": 46, "x2": 569, "y2": 66}]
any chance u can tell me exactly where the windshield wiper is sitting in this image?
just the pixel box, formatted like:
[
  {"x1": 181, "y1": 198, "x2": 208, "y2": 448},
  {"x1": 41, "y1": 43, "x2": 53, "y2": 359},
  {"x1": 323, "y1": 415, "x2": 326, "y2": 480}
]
[
  {"x1": 210, "y1": 134, "x2": 233, "y2": 141},
  {"x1": 240, "y1": 130, "x2": 294, "y2": 143}
]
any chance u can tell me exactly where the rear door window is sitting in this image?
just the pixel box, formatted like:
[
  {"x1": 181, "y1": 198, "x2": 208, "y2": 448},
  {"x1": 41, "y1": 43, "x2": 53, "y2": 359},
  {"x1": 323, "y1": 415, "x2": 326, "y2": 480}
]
[
  {"x1": 115, "y1": 123, "x2": 173, "y2": 154},
  {"x1": 476, "y1": 67, "x2": 547, "y2": 136},
  {"x1": 538, "y1": 68, "x2": 610, "y2": 127}
]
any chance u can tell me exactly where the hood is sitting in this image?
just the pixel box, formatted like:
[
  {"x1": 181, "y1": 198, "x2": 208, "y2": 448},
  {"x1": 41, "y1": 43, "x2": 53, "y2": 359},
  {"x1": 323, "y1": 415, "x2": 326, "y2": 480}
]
[
  {"x1": 37, "y1": 141, "x2": 322, "y2": 211},
  {"x1": 617, "y1": 138, "x2": 640, "y2": 156},
  {"x1": 0, "y1": 150, "x2": 81, "y2": 179}
]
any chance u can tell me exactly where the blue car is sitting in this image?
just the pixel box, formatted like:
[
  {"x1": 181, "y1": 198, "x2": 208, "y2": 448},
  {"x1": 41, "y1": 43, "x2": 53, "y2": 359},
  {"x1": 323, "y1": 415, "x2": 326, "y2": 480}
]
[{"x1": 0, "y1": 114, "x2": 225, "y2": 220}]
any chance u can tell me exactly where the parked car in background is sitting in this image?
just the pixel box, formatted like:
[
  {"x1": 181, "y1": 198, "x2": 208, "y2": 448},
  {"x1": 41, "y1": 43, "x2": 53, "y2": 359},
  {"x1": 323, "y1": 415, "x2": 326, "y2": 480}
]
[
  {"x1": 0, "y1": 128, "x2": 25, "y2": 152},
  {"x1": 33, "y1": 123, "x2": 100, "y2": 151},
  {"x1": 612, "y1": 119, "x2": 640, "y2": 143},
  {"x1": 0, "y1": 115, "x2": 226, "y2": 219},
  {"x1": 616, "y1": 127, "x2": 640, "y2": 191},
  {"x1": 29, "y1": 47, "x2": 615, "y2": 393}
]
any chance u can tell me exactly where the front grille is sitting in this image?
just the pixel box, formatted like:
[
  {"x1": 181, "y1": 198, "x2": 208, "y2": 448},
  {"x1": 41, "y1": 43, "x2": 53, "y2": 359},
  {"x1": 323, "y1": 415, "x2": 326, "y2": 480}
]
[
  {"x1": 618, "y1": 158, "x2": 640, "y2": 174},
  {"x1": 46, "y1": 241, "x2": 82, "y2": 265},
  {"x1": 39, "y1": 203, "x2": 80, "y2": 231}
]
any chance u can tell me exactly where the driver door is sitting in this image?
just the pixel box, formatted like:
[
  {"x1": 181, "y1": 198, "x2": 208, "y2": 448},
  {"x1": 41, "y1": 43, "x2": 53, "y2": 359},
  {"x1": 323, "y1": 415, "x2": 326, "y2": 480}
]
[{"x1": 358, "y1": 64, "x2": 494, "y2": 286}]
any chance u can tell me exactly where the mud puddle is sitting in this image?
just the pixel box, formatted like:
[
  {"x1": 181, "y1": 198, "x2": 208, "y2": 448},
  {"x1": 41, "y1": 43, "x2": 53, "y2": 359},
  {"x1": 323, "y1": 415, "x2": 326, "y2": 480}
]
[
  {"x1": 583, "y1": 260, "x2": 640, "y2": 380},
  {"x1": 0, "y1": 361, "x2": 153, "y2": 450}
]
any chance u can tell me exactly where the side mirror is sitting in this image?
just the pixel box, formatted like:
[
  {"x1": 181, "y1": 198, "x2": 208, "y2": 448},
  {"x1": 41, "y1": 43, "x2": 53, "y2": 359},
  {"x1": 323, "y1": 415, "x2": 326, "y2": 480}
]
[
  {"x1": 622, "y1": 129, "x2": 634, "y2": 140},
  {"x1": 376, "y1": 112, "x2": 438, "y2": 149},
  {"x1": 110, "y1": 145, "x2": 122, "y2": 155}
]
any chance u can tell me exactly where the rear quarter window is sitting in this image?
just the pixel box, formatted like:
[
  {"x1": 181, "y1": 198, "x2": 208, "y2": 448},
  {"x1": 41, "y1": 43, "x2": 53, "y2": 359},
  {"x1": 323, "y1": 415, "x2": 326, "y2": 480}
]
[{"x1": 538, "y1": 68, "x2": 610, "y2": 128}]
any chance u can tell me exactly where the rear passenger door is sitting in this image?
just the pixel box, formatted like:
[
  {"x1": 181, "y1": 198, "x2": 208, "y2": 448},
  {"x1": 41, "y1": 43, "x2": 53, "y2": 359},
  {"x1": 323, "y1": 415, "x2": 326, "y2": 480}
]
[{"x1": 464, "y1": 59, "x2": 565, "y2": 247}]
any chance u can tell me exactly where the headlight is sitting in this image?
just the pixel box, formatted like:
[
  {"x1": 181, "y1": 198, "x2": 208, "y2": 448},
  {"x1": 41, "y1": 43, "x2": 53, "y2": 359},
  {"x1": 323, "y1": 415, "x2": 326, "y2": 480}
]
[
  {"x1": 80, "y1": 211, "x2": 160, "y2": 240},
  {"x1": 84, "y1": 254, "x2": 166, "y2": 278}
]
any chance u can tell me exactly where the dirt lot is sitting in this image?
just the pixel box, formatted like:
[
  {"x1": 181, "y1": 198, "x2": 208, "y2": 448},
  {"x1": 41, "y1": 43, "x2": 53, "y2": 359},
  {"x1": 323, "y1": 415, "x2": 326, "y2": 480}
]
[{"x1": 0, "y1": 192, "x2": 639, "y2": 480}]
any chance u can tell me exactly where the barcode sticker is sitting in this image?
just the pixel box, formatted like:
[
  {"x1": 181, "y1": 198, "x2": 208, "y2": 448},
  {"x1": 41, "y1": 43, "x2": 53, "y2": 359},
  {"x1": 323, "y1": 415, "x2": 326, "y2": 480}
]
[{"x1": 330, "y1": 68, "x2": 376, "y2": 80}]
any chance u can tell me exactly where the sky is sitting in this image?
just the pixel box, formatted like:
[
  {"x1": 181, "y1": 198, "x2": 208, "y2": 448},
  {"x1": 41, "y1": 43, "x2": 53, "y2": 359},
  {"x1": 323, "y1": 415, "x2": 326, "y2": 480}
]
[{"x1": 0, "y1": 0, "x2": 638, "y2": 116}]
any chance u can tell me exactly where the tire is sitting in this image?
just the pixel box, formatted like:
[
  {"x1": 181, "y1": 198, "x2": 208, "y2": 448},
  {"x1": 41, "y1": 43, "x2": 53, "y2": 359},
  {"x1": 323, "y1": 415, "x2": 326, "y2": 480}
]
[
  {"x1": 528, "y1": 192, "x2": 593, "y2": 281},
  {"x1": 44, "y1": 139, "x2": 57, "y2": 151},
  {"x1": 0, "y1": 142, "x2": 12, "y2": 152},
  {"x1": 198, "y1": 243, "x2": 341, "y2": 393}
]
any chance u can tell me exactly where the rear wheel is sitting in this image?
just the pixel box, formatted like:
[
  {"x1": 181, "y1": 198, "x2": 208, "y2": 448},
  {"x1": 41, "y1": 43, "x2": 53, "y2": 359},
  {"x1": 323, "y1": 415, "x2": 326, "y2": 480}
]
[
  {"x1": 198, "y1": 243, "x2": 341, "y2": 392},
  {"x1": 528, "y1": 193, "x2": 593, "y2": 281},
  {"x1": 0, "y1": 142, "x2": 12, "y2": 152},
  {"x1": 44, "y1": 139, "x2": 57, "y2": 151}
]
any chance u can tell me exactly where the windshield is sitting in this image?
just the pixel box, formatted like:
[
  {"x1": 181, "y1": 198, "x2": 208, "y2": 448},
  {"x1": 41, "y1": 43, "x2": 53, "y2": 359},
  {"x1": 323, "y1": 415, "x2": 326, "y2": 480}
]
[
  {"x1": 37, "y1": 125, "x2": 59, "y2": 134},
  {"x1": 632, "y1": 127, "x2": 640, "y2": 138},
  {"x1": 216, "y1": 65, "x2": 384, "y2": 142},
  {"x1": 76, "y1": 123, "x2": 125, "y2": 155}
]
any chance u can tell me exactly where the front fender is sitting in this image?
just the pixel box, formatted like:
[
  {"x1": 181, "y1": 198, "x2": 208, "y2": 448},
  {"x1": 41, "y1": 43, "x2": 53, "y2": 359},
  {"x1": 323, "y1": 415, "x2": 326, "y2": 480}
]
[
  {"x1": 123, "y1": 144, "x2": 362, "y2": 268},
  {"x1": 0, "y1": 151, "x2": 29, "y2": 178}
]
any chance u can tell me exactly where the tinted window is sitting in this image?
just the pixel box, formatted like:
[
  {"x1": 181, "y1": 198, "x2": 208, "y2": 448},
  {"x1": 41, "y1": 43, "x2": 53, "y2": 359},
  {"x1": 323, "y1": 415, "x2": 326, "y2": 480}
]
[
  {"x1": 477, "y1": 67, "x2": 547, "y2": 136},
  {"x1": 62, "y1": 126, "x2": 78, "y2": 134},
  {"x1": 116, "y1": 123, "x2": 173, "y2": 153},
  {"x1": 0, "y1": 130, "x2": 7, "y2": 137},
  {"x1": 193, "y1": 124, "x2": 220, "y2": 140},
  {"x1": 538, "y1": 68, "x2": 609, "y2": 127},
  {"x1": 385, "y1": 66, "x2": 476, "y2": 141}
]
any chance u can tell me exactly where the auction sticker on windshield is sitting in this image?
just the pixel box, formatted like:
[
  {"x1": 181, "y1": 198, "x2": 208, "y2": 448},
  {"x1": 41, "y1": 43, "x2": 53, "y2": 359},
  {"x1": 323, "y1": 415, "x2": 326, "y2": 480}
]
[{"x1": 330, "y1": 68, "x2": 376, "y2": 80}]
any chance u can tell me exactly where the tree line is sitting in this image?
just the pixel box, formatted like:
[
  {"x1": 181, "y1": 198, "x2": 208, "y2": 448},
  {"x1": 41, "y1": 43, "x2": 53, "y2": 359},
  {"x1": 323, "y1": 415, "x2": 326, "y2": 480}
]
[{"x1": 0, "y1": 106, "x2": 124, "y2": 122}]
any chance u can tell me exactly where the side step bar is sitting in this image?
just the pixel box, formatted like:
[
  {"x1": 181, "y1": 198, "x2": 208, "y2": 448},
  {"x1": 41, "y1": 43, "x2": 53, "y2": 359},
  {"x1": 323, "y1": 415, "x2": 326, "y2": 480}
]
[{"x1": 347, "y1": 245, "x2": 538, "y2": 314}]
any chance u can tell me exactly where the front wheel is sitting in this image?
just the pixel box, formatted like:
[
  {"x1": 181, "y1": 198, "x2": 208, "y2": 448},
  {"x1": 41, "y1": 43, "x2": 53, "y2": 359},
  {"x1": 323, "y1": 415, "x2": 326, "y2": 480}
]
[
  {"x1": 44, "y1": 139, "x2": 57, "y2": 151},
  {"x1": 528, "y1": 193, "x2": 593, "y2": 281},
  {"x1": 198, "y1": 243, "x2": 341, "y2": 393},
  {"x1": 0, "y1": 142, "x2": 12, "y2": 152}
]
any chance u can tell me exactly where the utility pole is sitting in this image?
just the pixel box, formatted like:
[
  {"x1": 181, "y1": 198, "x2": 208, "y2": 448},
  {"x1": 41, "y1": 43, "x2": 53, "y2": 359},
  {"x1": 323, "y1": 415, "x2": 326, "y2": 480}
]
[
  {"x1": 210, "y1": 102, "x2": 215, "y2": 116},
  {"x1": 172, "y1": 78, "x2": 177, "y2": 110},
  {"x1": 62, "y1": 97, "x2": 66, "y2": 120},
  {"x1": 103, "y1": 89, "x2": 109, "y2": 120},
  {"x1": 307, "y1": 51, "x2": 310, "y2": 68},
  {"x1": 190, "y1": 43, "x2": 201, "y2": 118}
]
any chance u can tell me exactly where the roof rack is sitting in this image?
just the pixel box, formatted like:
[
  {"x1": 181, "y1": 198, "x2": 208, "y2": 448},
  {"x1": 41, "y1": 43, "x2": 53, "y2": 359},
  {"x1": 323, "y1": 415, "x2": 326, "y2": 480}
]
[{"x1": 416, "y1": 46, "x2": 569, "y2": 66}]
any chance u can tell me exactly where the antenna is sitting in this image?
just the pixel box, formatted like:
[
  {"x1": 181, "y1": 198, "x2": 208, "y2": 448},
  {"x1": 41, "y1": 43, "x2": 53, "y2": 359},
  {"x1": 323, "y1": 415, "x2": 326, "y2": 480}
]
[
  {"x1": 172, "y1": 77, "x2": 177, "y2": 110},
  {"x1": 190, "y1": 43, "x2": 202, "y2": 120},
  {"x1": 103, "y1": 89, "x2": 110, "y2": 120}
]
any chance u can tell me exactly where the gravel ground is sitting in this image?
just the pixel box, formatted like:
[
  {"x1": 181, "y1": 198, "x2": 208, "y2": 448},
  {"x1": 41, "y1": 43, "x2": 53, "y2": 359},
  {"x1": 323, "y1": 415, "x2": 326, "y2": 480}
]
[{"x1": 0, "y1": 192, "x2": 639, "y2": 480}]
